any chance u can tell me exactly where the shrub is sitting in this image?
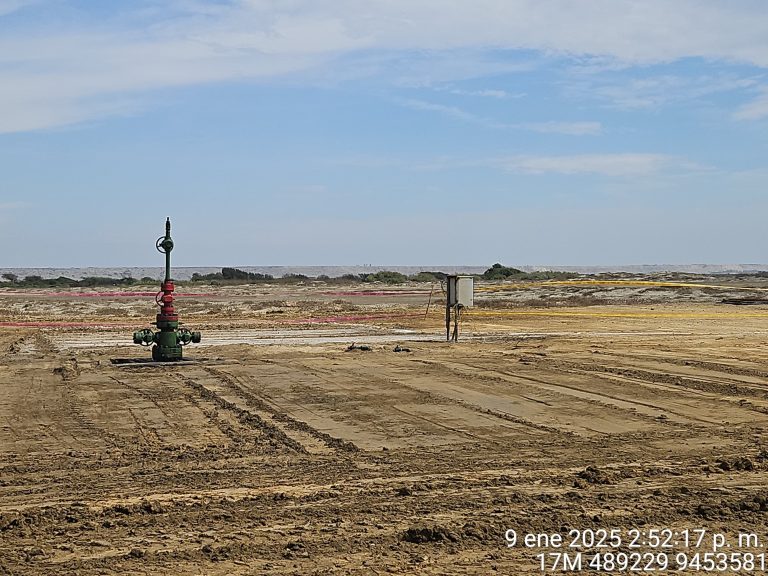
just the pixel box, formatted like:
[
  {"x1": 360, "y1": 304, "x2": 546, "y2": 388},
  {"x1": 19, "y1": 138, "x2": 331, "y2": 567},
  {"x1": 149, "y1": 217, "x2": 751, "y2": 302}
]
[
  {"x1": 362, "y1": 271, "x2": 408, "y2": 284},
  {"x1": 482, "y1": 263, "x2": 523, "y2": 280},
  {"x1": 482, "y1": 263, "x2": 578, "y2": 281},
  {"x1": 410, "y1": 271, "x2": 446, "y2": 282}
]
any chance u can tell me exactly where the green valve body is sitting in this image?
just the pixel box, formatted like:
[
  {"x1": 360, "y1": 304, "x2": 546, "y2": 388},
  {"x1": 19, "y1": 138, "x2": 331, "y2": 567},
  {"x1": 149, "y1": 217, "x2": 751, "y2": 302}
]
[{"x1": 132, "y1": 218, "x2": 201, "y2": 361}]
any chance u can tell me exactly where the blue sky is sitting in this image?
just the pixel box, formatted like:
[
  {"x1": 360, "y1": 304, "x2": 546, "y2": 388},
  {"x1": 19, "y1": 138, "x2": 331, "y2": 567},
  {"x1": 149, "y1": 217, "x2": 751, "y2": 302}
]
[{"x1": 1, "y1": 0, "x2": 767, "y2": 267}]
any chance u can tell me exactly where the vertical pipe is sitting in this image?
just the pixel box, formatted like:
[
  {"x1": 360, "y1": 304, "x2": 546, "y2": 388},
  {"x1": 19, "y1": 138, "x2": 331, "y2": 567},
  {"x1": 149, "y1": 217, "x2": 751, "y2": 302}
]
[
  {"x1": 445, "y1": 277, "x2": 452, "y2": 341},
  {"x1": 165, "y1": 217, "x2": 172, "y2": 282}
]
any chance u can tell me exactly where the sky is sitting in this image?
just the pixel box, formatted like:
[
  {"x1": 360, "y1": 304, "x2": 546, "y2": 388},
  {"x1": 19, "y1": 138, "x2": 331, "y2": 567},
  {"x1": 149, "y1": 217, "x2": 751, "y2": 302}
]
[{"x1": 0, "y1": 0, "x2": 767, "y2": 267}]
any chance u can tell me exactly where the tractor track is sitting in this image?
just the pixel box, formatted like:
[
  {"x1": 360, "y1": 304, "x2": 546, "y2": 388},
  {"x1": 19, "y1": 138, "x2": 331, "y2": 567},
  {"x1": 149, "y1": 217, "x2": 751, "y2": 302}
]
[
  {"x1": 200, "y1": 366, "x2": 359, "y2": 454},
  {"x1": 424, "y1": 356, "x2": 746, "y2": 427},
  {"x1": 263, "y1": 355, "x2": 565, "y2": 442},
  {"x1": 411, "y1": 356, "x2": 698, "y2": 429},
  {"x1": 177, "y1": 375, "x2": 309, "y2": 455},
  {"x1": 539, "y1": 356, "x2": 768, "y2": 399},
  {"x1": 577, "y1": 347, "x2": 768, "y2": 378}
]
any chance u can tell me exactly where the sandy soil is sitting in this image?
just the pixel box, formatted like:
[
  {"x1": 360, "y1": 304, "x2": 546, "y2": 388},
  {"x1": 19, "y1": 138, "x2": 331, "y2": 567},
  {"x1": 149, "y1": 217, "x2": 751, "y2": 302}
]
[{"x1": 3, "y1": 280, "x2": 768, "y2": 574}]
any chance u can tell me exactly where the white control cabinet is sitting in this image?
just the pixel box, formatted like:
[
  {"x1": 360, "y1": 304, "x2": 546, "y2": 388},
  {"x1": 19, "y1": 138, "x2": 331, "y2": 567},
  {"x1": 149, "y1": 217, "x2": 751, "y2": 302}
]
[{"x1": 447, "y1": 275, "x2": 474, "y2": 308}]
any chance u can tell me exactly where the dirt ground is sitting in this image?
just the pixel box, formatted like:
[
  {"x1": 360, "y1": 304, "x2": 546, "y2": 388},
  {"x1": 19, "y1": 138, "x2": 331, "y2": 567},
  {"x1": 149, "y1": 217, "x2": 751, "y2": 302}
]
[{"x1": 3, "y1": 279, "x2": 768, "y2": 574}]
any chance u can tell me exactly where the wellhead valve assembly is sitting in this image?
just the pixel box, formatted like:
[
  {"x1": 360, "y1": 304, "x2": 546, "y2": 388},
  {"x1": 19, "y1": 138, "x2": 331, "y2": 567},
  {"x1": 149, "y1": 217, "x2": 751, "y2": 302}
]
[{"x1": 133, "y1": 218, "x2": 201, "y2": 361}]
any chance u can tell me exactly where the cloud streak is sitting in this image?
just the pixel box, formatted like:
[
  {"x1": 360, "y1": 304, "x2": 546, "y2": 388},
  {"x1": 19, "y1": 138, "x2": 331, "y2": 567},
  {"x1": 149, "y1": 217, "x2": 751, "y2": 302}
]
[
  {"x1": 520, "y1": 121, "x2": 602, "y2": 136},
  {"x1": 396, "y1": 98, "x2": 478, "y2": 123},
  {"x1": 567, "y1": 73, "x2": 764, "y2": 110},
  {"x1": 396, "y1": 98, "x2": 601, "y2": 135},
  {"x1": 0, "y1": 0, "x2": 35, "y2": 17},
  {"x1": 322, "y1": 151, "x2": 702, "y2": 177},
  {"x1": 498, "y1": 153, "x2": 692, "y2": 176},
  {"x1": 735, "y1": 87, "x2": 768, "y2": 120},
  {"x1": 444, "y1": 88, "x2": 524, "y2": 99}
]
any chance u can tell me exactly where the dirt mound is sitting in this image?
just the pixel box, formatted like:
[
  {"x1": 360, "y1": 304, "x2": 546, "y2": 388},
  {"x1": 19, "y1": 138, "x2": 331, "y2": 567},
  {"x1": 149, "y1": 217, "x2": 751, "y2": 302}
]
[
  {"x1": 717, "y1": 457, "x2": 755, "y2": 471},
  {"x1": 576, "y1": 465, "x2": 617, "y2": 485},
  {"x1": 402, "y1": 524, "x2": 459, "y2": 544}
]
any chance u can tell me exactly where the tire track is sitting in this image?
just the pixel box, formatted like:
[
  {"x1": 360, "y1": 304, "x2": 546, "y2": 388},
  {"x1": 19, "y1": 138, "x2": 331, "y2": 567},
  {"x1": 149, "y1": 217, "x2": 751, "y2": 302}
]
[
  {"x1": 177, "y1": 374, "x2": 309, "y2": 454},
  {"x1": 200, "y1": 366, "x2": 358, "y2": 454},
  {"x1": 581, "y1": 348, "x2": 768, "y2": 380},
  {"x1": 391, "y1": 356, "x2": 650, "y2": 435},
  {"x1": 55, "y1": 376, "x2": 122, "y2": 450},
  {"x1": 180, "y1": 390, "x2": 261, "y2": 447},
  {"x1": 541, "y1": 362, "x2": 768, "y2": 420},
  {"x1": 541, "y1": 357, "x2": 767, "y2": 399},
  {"x1": 126, "y1": 407, "x2": 161, "y2": 447},
  {"x1": 105, "y1": 372, "x2": 239, "y2": 445},
  {"x1": 288, "y1": 357, "x2": 569, "y2": 437},
  {"x1": 107, "y1": 375, "x2": 181, "y2": 426},
  {"x1": 429, "y1": 357, "x2": 723, "y2": 427}
]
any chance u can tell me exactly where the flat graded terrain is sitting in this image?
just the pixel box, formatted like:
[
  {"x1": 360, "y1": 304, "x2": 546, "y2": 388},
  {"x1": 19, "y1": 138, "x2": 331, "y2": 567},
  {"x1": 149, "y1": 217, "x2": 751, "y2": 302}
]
[{"x1": 3, "y1": 279, "x2": 768, "y2": 574}]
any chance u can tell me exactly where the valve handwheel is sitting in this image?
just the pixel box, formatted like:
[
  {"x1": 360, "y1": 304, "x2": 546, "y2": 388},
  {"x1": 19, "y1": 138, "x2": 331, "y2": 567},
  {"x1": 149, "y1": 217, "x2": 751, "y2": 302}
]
[
  {"x1": 155, "y1": 291, "x2": 166, "y2": 306},
  {"x1": 156, "y1": 236, "x2": 174, "y2": 253},
  {"x1": 133, "y1": 328, "x2": 155, "y2": 346},
  {"x1": 178, "y1": 327, "x2": 192, "y2": 344}
]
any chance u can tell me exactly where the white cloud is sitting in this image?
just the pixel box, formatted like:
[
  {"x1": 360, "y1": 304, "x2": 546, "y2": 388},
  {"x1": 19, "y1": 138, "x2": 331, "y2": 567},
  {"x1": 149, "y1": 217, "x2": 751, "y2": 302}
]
[
  {"x1": 0, "y1": 34, "x2": 321, "y2": 132},
  {"x1": 231, "y1": 0, "x2": 768, "y2": 66},
  {"x1": 396, "y1": 98, "x2": 480, "y2": 122},
  {"x1": 446, "y1": 88, "x2": 524, "y2": 99},
  {"x1": 0, "y1": 0, "x2": 35, "y2": 17},
  {"x1": 499, "y1": 154, "x2": 688, "y2": 176},
  {"x1": 1, "y1": 1, "x2": 768, "y2": 131},
  {"x1": 567, "y1": 73, "x2": 764, "y2": 110},
  {"x1": 319, "y1": 154, "x2": 407, "y2": 169},
  {"x1": 252, "y1": 1, "x2": 768, "y2": 66},
  {"x1": 324, "y1": 151, "x2": 691, "y2": 176},
  {"x1": 521, "y1": 121, "x2": 602, "y2": 136},
  {"x1": 396, "y1": 98, "x2": 600, "y2": 135},
  {"x1": 734, "y1": 87, "x2": 768, "y2": 120}
]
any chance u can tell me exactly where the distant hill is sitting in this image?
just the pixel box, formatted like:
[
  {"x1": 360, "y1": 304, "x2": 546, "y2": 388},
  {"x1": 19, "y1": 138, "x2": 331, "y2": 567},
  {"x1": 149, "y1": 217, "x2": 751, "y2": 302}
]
[
  {"x1": 2, "y1": 264, "x2": 768, "y2": 281},
  {"x1": 0, "y1": 266, "x2": 487, "y2": 281}
]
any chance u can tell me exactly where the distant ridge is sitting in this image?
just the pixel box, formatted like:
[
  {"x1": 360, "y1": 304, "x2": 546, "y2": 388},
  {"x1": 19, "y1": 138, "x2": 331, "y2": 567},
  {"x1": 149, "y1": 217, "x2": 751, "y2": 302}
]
[{"x1": 1, "y1": 264, "x2": 768, "y2": 281}]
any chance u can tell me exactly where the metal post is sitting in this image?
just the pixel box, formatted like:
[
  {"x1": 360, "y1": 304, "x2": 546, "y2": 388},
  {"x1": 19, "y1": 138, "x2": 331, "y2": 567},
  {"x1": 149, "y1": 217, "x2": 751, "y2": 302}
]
[
  {"x1": 452, "y1": 305, "x2": 459, "y2": 342},
  {"x1": 164, "y1": 217, "x2": 171, "y2": 283}
]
